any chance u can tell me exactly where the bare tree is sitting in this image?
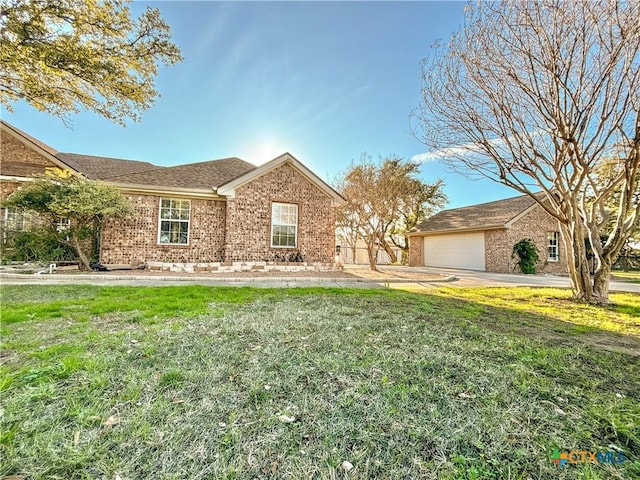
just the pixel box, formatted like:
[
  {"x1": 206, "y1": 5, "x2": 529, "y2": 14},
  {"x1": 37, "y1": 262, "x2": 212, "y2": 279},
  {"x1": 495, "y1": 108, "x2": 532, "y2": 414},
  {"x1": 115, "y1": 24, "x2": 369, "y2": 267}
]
[
  {"x1": 416, "y1": 1, "x2": 640, "y2": 304},
  {"x1": 337, "y1": 154, "x2": 446, "y2": 270},
  {"x1": 388, "y1": 178, "x2": 446, "y2": 263}
]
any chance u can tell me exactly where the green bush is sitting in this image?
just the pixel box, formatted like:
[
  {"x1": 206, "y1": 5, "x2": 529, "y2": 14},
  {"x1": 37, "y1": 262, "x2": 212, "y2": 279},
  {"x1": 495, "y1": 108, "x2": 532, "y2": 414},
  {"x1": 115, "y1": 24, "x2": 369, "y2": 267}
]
[
  {"x1": 2, "y1": 229, "x2": 77, "y2": 263},
  {"x1": 512, "y1": 238, "x2": 539, "y2": 274}
]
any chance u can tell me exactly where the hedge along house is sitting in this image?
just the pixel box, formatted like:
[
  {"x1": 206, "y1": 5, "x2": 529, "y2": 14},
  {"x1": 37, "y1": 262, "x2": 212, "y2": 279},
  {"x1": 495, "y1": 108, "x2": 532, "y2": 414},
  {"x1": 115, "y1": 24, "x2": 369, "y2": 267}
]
[
  {"x1": 0, "y1": 120, "x2": 344, "y2": 271},
  {"x1": 408, "y1": 193, "x2": 568, "y2": 274}
]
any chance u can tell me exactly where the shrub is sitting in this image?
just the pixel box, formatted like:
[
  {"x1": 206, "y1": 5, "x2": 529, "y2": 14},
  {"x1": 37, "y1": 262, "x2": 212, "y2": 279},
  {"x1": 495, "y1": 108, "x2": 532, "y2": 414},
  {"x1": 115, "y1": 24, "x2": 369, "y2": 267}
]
[
  {"x1": 2, "y1": 229, "x2": 77, "y2": 263},
  {"x1": 512, "y1": 238, "x2": 539, "y2": 274}
]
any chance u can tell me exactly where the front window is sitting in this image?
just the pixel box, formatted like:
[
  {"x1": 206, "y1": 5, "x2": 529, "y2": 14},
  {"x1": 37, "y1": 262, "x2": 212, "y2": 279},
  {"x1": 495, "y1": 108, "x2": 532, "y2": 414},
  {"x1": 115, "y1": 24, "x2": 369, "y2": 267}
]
[
  {"x1": 271, "y1": 202, "x2": 298, "y2": 248},
  {"x1": 158, "y1": 198, "x2": 190, "y2": 245},
  {"x1": 4, "y1": 207, "x2": 33, "y2": 232},
  {"x1": 547, "y1": 231, "x2": 559, "y2": 261}
]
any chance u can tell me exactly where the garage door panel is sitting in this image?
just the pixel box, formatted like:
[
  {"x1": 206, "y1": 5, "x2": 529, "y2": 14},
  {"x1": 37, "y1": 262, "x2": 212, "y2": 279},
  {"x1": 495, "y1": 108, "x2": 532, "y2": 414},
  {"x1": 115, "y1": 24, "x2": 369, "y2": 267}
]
[{"x1": 424, "y1": 233, "x2": 485, "y2": 271}]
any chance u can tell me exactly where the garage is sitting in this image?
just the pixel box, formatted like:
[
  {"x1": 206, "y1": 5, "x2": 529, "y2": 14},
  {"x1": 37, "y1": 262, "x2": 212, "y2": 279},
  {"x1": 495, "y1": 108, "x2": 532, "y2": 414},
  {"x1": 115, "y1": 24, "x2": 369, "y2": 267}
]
[{"x1": 423, "y1": 232, "x2": 486, "y2": 271}]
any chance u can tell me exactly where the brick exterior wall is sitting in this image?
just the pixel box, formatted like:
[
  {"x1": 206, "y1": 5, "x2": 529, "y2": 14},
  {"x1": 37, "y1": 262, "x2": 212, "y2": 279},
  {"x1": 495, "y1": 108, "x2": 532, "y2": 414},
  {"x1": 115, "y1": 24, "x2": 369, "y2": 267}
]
[
  {"x1": 484, "y1": 204, "x2": 567, "y2": 274},
  {"x1": 408, "y1": 235, "x2": 423, "y2": 267},
  {"x1": 2, "y1": 133, "x2": 337, "y2": 265},
  {"x1": 1, "y1": 134, "x2": 55, "y2": 170},
  {"x1": 225, "y1": 163, "x2": 335, "y2": 262},
  {"x1": 408, "y1": 204, "x2": 568, "y2": 274},
  {"x1": 100, "y1": 195, "x2": 227, "y2": 264},
  {"x1": 1, "y1": 181, "x2": 22, "y2": 201}
]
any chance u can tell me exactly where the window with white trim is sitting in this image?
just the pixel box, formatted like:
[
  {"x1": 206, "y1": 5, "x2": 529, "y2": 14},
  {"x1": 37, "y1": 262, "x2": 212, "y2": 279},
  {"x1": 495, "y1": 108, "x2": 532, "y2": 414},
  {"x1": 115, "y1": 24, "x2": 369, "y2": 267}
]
[
  {"x1": 4, "y1": 207, "x2": 34, "y2": 233},
  {"x1": 158, "y1": 198, "x2": 190, "y2": 245},
  {"x1": 547, "y1": 231, "x2": 559, "y2": 261},
  {"x1": 271, "y1": 202, "x2": 298, "y2": 248}
]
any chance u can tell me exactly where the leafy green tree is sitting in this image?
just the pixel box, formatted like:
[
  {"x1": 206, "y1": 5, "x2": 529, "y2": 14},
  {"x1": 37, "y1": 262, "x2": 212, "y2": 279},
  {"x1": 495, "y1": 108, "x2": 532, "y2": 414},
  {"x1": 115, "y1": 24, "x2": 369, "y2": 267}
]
[
  {"x1": 0, "y1": 0, "x2": 182, "y2": 124},
  {"x1": 3, "y1": 170, "x2": 134, "y2": 270}
]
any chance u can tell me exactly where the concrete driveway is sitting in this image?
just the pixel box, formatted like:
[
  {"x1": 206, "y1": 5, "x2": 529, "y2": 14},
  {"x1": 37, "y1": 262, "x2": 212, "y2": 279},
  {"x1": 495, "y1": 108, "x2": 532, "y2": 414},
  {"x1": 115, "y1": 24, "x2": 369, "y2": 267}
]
[{"x1": 415, "y1": 266, "x2": 640, "y2": 293}]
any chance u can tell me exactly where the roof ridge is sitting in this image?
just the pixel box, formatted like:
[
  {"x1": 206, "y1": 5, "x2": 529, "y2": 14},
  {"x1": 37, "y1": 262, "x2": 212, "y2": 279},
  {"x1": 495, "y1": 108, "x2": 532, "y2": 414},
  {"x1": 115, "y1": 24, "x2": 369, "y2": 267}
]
[
  {"x1": 162, "y1": 157, "x2": 256, "y2": 170},
  {"x1": 438, "y1": 192, "x2": 542, "y2": 213}
]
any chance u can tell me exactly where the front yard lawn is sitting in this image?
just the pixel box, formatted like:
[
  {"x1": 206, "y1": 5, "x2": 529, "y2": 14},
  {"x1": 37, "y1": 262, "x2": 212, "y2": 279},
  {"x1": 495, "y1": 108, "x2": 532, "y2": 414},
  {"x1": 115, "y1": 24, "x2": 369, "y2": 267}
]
[
  {"x1": 1, "y1": 285, "x2": 639, "y2": 479},
  {"x1": 612, "y1": 271, "x2": 640, "y2": 284}
]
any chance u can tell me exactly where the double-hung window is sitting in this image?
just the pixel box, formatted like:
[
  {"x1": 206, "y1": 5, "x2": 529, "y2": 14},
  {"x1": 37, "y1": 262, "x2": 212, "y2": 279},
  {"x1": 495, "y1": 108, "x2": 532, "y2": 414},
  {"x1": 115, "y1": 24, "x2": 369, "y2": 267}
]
[
  {"x1": 547, "y1": 231, "x2": 559, "y2": 261},
  {"x1": 271, "y1": 202, "x2": 298, "y2": 248},
  {"x1": 158, "y1": 198, "x2": 190, "y2": 245}
]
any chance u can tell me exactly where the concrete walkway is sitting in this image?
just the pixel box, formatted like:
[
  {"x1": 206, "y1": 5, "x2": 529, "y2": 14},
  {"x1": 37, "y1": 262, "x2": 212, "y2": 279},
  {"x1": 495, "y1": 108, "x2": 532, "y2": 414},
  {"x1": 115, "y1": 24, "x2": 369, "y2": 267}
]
[{"x1": 1, "y1": 265, "x2": 638, "y2": 293}]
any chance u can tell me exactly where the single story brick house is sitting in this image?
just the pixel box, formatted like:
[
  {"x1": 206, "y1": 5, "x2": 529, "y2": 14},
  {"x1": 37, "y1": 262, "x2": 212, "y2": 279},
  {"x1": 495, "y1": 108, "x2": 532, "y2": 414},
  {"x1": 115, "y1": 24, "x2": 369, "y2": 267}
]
[
  {"x1": 408, "y1": 193, "x2": 568, "y2": 274},
  {"x1": 0, "y1": 120, "x2": 343, "y2": 270}
]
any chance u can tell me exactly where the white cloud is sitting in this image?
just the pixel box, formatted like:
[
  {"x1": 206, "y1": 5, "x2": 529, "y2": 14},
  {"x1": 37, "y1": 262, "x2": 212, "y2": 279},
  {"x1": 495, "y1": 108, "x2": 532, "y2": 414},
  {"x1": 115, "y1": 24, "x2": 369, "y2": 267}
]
[{"x1": 411, "y1": 131, "x2": 546, "y2": 164}]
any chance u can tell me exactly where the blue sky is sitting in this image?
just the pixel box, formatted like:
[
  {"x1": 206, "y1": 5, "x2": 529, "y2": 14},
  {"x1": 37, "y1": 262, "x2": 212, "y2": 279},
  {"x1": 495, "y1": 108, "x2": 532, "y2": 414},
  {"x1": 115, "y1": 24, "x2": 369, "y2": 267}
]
[{"x1": 2, "y1": 0, "x2": 516, "y2": 208}]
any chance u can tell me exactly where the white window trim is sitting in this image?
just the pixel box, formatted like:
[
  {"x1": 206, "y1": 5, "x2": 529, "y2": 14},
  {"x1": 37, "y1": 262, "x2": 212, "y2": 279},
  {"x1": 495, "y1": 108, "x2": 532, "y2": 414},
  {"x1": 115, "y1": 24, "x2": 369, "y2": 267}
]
[
  {"x1": 271, "y1": 202, "x2": 298, "y2": 248},
  {"x1": 157, "y1": 198, "x2": 191, "y2": 246},
  {"x1": 547, "y1": 231, "x2": 559, "y2": 262}
]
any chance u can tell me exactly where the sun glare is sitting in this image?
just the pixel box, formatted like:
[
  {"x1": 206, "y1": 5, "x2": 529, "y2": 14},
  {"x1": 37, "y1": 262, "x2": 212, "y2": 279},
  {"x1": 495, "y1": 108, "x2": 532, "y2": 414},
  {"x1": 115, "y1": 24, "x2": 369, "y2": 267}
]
[{"x1": 247, "y1": 140, "x2": 288, "y2": 166}]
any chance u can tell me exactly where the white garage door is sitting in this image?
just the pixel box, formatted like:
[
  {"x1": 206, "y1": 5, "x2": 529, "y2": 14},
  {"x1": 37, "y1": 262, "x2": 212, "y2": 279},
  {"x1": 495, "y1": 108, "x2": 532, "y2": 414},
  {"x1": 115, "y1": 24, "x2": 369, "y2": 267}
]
[{"x1": 424, "y1": 232, "x2": 486, "y2": 271}]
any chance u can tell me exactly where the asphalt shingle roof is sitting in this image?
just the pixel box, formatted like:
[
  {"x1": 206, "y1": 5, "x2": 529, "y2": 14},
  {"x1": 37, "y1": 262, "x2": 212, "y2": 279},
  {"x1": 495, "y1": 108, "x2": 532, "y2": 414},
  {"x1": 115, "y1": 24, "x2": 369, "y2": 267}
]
[
  {"x1": 106, "y1": 158, "x2": 257, "y2": 189},
  {"x1": 54, "y1": 154, "x2": 256, "y2": 190},
  {"x1": 414, "y1": 193, "x2": 545, "y2": 233},
  {"x1": 55, "y1": 153, "x2": 158, "y2": 180}
]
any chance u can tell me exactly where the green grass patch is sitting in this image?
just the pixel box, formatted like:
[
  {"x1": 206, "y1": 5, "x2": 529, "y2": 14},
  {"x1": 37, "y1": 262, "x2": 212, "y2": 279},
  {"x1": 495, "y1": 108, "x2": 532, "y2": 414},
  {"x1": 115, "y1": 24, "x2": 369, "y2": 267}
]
[
  {"x1": 433, "y1": 286, "x2": 640, "y2": 337},
  {"x1": 1, "y1": 285, "x2": 639, "y2": 479},
  {"x1": 612, "y1": 271, "x2": 640, "y2": 284}
]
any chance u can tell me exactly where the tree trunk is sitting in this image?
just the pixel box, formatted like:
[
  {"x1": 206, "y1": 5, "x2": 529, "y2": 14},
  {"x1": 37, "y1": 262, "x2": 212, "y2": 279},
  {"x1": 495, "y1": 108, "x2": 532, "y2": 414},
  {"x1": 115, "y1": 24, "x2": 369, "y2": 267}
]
[
  {"x1": 365, "y1": 241, "x2": 378, "y2": 271},
  {"x1": 562, "y1": 224, "x2": 612, "y2": 304},
  {"x1": 379, "y1": 236, "x2": 397, "y2": 264},
  {"x1": 72, "y1": 234, "x2": 91, "y2": 271},
  {"x1": 351, "y1": 245, "x2": 357, "y2": 264},
  {"x1": 593, "y1": 261, "x2": 612, "y2": 304}
]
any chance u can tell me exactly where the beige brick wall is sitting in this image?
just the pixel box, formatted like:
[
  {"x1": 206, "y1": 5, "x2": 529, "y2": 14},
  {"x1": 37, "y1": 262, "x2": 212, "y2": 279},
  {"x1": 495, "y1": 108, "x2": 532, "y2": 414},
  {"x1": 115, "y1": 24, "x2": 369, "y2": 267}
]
[
  {"x1": 1, "y1": 181, "x2": 22, "y2": 201},
  {"x1": 225, "y1": 163, "x2": 335, "y2": 262},
  {"x1": 408, "y1": 235, "x2": 423, "y2": 267},
  {"x1": 485, "y1": 204, "x2": 567, "y2": 274},
  {"x1": 1, "y1": 134, "x2": 55, "y2": 170},
  {"x1": 100, "y1": 195, "x2": 226, "y2": 264},
  {"x1": 2, "y1": 135, "x2": 337, "y2": 265}
]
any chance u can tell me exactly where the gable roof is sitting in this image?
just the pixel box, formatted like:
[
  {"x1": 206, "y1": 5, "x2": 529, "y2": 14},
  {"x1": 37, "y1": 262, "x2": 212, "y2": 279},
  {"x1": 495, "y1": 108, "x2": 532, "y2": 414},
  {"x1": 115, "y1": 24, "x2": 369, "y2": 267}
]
[
  {"x1": 1, "y1": 120, "x2": 59, "y2": 157},
  {"x1": 217, "y1": 152, "x2": 345, "y2": 206},
  {"x1": 0, "y1": 120, "x2": 71, "y2": 176},
  {"x1": 412, "y1": 192, "x2": 546, "y2": 234},
  {"x1": 1, "y1": 121, "x2": 339, "y2": 201}
]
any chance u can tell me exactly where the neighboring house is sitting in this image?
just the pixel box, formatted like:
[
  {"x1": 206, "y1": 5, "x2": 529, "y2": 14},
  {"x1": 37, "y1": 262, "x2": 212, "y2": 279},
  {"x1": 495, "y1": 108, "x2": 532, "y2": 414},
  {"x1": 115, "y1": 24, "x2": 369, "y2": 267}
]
[
  {"x1": 0, "y1": 120, "x2": 343, "y2": 268},
  {"x1": 408, "y1": 193, "x2": 567, "y2": 274}
]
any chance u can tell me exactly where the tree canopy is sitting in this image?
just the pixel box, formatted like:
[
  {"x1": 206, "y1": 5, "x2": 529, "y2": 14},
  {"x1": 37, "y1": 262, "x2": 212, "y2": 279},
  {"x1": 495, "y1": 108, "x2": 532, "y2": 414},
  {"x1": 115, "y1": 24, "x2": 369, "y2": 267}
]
[
  {"x1": 0, "y1": 0, "x2": 182, "y2": 124},
  {"x1": 336, "y1": 155, "x2": 446, "y2": 270},
  {"x1": 416, "y1": 0, "x2": 639, "y2": 303}
]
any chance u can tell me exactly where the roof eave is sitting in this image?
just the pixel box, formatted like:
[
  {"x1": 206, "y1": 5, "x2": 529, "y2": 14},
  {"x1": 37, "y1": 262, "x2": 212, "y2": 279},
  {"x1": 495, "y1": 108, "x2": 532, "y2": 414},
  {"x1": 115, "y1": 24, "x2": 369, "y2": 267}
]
[
  {"x1": 0, "y1": 174, "x2": 36, "y2": 183},
  {"x1": 108, "y1": 181, "x2": 222, "y2": 199}
]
